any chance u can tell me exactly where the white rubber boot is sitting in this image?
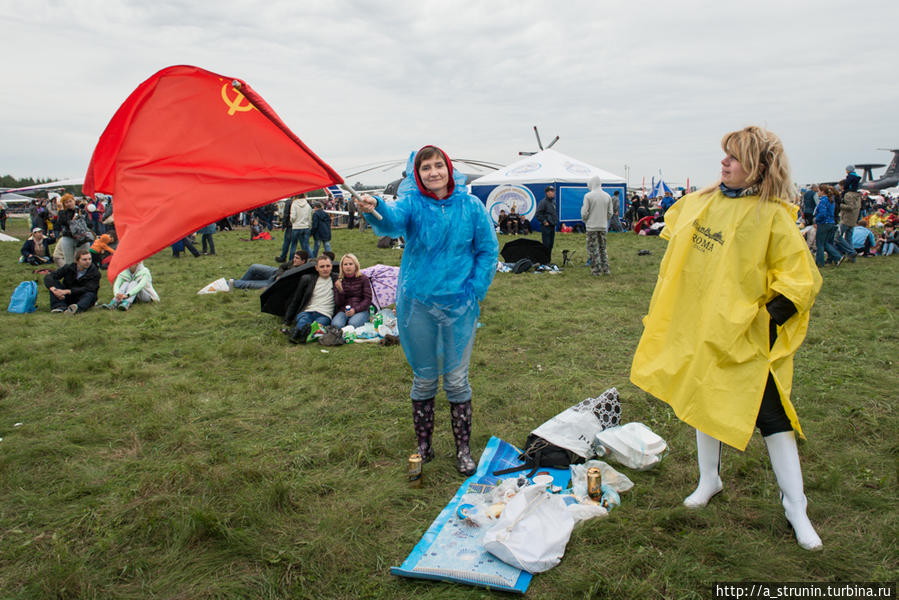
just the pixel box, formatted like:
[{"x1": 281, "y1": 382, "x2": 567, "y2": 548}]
[
  {"x1": 684, "y1": 429, "x2": 724, "y2": 508},
  {"x1": 764, "y1": 431, "x2": 822, "y2": 550}
]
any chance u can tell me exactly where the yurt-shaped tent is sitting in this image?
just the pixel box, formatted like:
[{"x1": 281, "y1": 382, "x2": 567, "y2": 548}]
[{"x1": 470, "y1": 149, "x2": 626, "y2": 231}]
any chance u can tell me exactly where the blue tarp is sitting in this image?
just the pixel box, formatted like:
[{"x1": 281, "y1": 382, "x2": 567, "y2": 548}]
[{"x1": 390, "y1": 436, "x2": 571, "y2": 594}]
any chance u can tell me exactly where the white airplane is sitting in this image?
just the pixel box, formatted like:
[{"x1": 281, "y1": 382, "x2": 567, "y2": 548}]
[{"x1": 0, "y1": 177, "x2": 85, "y2": 206}]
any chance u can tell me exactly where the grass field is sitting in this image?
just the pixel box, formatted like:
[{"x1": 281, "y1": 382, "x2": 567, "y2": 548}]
[{"x1": 0, "y1": 216, "x2": 896, "y2": 599}]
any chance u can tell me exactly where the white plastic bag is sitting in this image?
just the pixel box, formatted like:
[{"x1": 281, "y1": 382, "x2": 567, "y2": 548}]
[
  {"x1": 570, "y1": 459, "x2": 634, "y2": 498},
  {"x1": 531, "y1": 388, "x2": 621, "y2": 458},
  {"x1": 482, "y1": 484, "x2": 575, "y2": 573},
  {"x1": 594, "y1": 422, "x2": 667, "y2": 470}
]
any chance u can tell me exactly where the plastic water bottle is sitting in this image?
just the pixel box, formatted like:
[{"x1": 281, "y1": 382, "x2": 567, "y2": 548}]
[{"x1": 369, "y1": 305, "x2": 376, "y2": 323}]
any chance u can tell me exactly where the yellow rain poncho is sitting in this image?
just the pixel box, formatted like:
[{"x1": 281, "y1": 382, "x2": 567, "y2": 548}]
[{"x1": 630, "y1": 190, "x2": 822, "y2": 450}]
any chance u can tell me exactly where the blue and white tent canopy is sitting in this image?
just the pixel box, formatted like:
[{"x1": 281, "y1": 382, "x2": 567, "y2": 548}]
[
  {"x1": 648, "y1": 179, "x2": 674, "y2": 199},
  {"x1": 470, "y1": 149, "x2": 626, "y2": 227}
]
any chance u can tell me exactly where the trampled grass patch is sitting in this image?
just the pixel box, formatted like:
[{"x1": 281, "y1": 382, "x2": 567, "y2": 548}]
[{"x1": 0, "y1": 218, "x2": 896, "y2": 598}]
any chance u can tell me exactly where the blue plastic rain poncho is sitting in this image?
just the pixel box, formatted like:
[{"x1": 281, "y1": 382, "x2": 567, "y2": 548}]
[{"x1": 364, "y1": 147, "x2": 498, "y2": 378}]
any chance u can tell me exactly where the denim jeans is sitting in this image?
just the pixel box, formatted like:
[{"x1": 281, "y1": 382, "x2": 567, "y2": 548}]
[
  {"x1": 278, "y1": 226, "x2": 292, "y2": 260},
  {"x1": 294, "y1": 310, "x2": 330, "y2": 330},
  {"x1": 835, "y1": 225, "x2": 856, "y2": 257},
  {"x1": 201, "y1": 233, "x2": 215, "y2": 254},
  {"x1": 541, "y1": 228, "x2": 555, "y2": 254},
  {"x1": 814, "y1": 223, "x2": 842, "y2": 265},
  {"x1": 234, "y1": 264, "x2": 278, "y2": 289},
  {"x1": 290, "y1": 228, "x2": 311, "y2": 256},
  {"x1": 410, "y1": 360, "x2": 472, "y2": 404},
  {"x1": 331, "y1": 309, "x2": 369, "y2": 329},
  {"x1": 312, "y1": 238, "x2": 331, "y2": 257}
]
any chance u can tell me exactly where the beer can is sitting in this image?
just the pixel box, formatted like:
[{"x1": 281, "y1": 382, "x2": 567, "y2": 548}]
[
  {"x1": 587, "y1": 467, "x2": 602, "y2": 501},
  {"x1": 408, "y1": 453, "x2": 423, "y2": 488}
]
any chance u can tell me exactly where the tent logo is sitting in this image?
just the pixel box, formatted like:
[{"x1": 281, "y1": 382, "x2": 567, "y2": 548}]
[
  {"x1": 506, "y1": 162, "x2": 541, "y2": 176},
  {"x1": 564, "y1": 161, "x2": 591, "y2": 176},
  {"x1": 486, "y1": 185, "x2": 536, "y2": 225},
  {"x1": 221, "y1": 84, "x2": 254, "y2": 116}
]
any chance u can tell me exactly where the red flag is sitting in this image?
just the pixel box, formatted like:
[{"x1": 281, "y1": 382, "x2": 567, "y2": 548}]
[{"x1": 83, "y1": 65, "x2": 342, "y2": 281}]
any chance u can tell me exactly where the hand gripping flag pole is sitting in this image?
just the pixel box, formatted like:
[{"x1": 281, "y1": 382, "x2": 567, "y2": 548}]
[{"x1": 232, "y1": 80, "x2": 382, "y2": 221}]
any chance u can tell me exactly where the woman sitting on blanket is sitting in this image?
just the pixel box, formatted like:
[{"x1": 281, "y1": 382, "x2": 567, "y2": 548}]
[{"x1": 330, "y1": 253, "x2": 372, "y2": 329}]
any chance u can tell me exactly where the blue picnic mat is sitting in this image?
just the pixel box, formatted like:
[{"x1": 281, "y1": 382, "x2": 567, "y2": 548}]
[{"x1": 390, "y1": 436, "x2": 571, "y2": 593}]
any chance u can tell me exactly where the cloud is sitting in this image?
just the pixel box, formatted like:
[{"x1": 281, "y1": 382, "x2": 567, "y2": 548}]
[{"x1": 1, "y1": 0, "x2": 897, "y2": 187}]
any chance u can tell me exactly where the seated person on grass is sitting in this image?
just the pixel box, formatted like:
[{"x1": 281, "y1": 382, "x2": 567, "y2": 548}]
[
  {"x1": 21, "y1": 227, "x2": 55, "y2": 265},
  {"x1": 497, "y1": 209, "x2": 509, "y2": 234},
  {"x1": 850, "y1": 221, "x2": 876, "y2": 257},
  {"x1": 331, "y1": 253, "x2": 373, "y2": 329},
  {"x1": 283, "y1": 254, "x2": 337, "y2": 344},
  {"x1": 250, "y1": 217, "x2": 263, "y2": 238},
  {"x1": 43, "y1": 248, "x2": 100, "y2": 314},
  {"x1": 230, "y1": 250, "x2": 308, "y2": 290},
  {"x1": 876, "y1": 222, "x2": 897, "y2": 256},
  {"x1": 101, "y1": 261, "x2": 160, "y2": 310}
]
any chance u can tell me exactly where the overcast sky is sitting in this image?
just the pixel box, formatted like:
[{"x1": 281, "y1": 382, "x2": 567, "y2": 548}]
[{"x1": 3, "y1": 0, "x2": 897, "y2": 189}]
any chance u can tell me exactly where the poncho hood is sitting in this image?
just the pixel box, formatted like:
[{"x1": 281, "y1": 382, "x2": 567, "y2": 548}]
[{"x1": 408, "y1": 146, "x2": 461, "y2": 203}]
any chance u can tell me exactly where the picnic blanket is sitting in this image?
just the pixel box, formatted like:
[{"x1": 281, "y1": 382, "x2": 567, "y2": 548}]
[{"x1": 390, "y1": 436, "x2": 571, "y2": 594}]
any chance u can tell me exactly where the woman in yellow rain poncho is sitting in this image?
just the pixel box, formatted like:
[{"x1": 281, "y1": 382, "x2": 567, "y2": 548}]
[{"x1": 630, "y1": 126, "x2": 823, "y2": 550}]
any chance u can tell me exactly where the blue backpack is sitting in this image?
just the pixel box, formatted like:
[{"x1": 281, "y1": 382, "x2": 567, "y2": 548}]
[{"x1": 7, "y1": 281, "x2": 38, "y2": 314}]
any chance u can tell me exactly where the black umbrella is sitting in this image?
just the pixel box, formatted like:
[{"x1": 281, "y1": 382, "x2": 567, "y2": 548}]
[
  {"x1": 260, "y1": 262, "x2": 316, "y2": 317},
  {"x1": 500, "y1": 238, "x2": 550, "y2": 265}
]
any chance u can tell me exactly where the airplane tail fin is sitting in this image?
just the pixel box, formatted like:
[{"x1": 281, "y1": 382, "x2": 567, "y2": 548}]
[{"x1": 884, "y1": 150, "x2": 899, "y2": 178}]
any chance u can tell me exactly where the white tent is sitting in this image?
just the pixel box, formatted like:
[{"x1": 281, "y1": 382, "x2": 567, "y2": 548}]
[
  {"x1": 471, "y1": 149, "x2": 624, "y2": 186},
  {"x1": 470, "y1": 149, "x2": 626, "y2": 226}
]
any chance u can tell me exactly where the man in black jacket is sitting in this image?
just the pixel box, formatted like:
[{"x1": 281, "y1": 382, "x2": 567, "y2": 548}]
[
  {"x1": 283, "y1": 254, "x2": 338, "y2": 343},
  {"x1": 44, "y1": 248, "x2": 100, "y2": 314},
  {"x1": 534, "y1": 186, "x2": 558, "y2": 256}
]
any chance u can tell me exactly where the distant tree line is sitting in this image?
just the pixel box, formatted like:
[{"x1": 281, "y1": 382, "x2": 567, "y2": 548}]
[
  {"x1": 353, "y1": 182, "x2": 382, "y2": 191},
  {"x1": 1, "y1": 175, "x2": 59, "y2": 188}
]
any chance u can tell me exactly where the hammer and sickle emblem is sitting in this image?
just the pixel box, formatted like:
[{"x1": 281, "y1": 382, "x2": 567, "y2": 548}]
[{"x1": 221, "y1": 84, "x2": 254, "y2": 116}]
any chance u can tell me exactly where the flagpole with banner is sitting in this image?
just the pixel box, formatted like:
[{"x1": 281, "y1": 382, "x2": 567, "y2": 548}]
[{"x1": 83, "y1": 65, "x2": 377, "y2": 282}]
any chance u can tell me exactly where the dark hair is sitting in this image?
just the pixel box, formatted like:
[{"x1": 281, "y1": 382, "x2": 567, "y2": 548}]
[
  {"x1": 74, "y1": 248, "x2": 91, "y2": 261},
  {"x1": 323, "y1": 251, "x2": 336, "y2": 261},
  {"x1": 294, "y1": 250, "x2": 309, "y2": 260},
  {"x1": 414, "y1": 145, "x2": 444, "y2": 173}
]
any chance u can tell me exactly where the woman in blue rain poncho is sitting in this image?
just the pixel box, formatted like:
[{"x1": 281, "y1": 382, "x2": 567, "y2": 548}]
[
  {"x1": 356, "y1": 146, "x2": 498, "y2": 475},
  {"x1": 630, "y1": 126, "x2": 823, "y2": 550}
]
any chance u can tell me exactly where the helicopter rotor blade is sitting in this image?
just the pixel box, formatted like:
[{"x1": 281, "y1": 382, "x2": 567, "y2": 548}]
[{"x1": 534, "y1": 126, "x2": 544, "y2": 150}]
